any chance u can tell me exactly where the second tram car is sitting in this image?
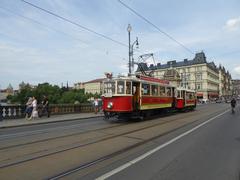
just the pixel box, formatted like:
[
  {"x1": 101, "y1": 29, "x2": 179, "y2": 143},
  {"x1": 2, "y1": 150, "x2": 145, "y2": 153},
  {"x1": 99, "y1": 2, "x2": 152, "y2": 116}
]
[{"x1": 102, "y1": 75, "x2": 196, "y2": 119}]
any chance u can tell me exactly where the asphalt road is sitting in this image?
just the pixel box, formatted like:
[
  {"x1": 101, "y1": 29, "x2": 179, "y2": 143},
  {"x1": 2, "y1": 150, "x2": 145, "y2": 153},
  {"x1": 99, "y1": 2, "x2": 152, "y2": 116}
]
[
  {"x1": 0, "y1": 103, "x2": 238, "y2": 180},
  {"x1": 92, "y1": 104, "x2": 240, "y2": 180}
]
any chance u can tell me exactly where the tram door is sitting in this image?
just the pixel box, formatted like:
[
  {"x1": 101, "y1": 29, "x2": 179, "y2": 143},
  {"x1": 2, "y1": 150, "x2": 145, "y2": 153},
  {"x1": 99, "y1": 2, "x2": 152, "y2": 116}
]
[{"x1": 132, "y1": 82, "x2": 140, "y2": 111}]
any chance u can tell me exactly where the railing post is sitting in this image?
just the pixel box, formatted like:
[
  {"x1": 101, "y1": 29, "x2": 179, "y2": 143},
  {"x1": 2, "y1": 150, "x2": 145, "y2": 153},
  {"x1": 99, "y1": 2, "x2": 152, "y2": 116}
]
[{"x1": 0, "y1": 104, "x2": 2, "y2": 121}]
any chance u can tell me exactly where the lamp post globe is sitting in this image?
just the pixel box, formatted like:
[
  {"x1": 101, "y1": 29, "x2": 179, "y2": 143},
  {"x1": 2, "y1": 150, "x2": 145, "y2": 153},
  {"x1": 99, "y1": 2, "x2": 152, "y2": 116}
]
[{"x1": 127, "y1": 24, "x2": 132, "y2": 32}]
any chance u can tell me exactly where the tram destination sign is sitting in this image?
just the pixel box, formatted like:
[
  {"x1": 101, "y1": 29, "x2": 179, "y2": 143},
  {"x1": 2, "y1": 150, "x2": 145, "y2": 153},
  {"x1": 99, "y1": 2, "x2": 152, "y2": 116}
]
[{"x1": 139, "y1": 75, "x2": 170, "y2": 85}]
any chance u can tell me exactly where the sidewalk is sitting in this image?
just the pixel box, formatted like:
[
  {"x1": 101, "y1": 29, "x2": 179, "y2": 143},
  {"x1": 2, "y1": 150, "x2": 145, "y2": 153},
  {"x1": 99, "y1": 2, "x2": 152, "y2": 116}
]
[{"x1": 0, "y1": 112, "x2": 103, "y2": 129}]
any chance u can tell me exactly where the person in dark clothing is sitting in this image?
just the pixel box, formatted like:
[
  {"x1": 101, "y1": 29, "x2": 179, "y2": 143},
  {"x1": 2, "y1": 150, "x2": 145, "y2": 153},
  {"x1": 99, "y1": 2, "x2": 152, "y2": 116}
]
[
  {"x1": 41, "y1": 96, "x2": 50, "y2": 117},
  {"x1": 231, "y1": 98, "x2": 237, "y2": 114}
]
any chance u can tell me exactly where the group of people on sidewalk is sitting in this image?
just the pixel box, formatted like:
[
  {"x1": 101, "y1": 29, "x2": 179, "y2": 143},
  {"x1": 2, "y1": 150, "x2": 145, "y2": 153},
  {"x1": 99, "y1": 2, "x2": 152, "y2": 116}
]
[{"x1": 25, "y1": 95, "x2": 50, "y2": 120}]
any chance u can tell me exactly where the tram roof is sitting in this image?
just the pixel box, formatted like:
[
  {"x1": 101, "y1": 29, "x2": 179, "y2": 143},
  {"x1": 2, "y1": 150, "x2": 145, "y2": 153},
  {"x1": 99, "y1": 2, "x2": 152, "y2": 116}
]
[{"x1": 104, "y1": 75, "x2": 175, "y2": 87}]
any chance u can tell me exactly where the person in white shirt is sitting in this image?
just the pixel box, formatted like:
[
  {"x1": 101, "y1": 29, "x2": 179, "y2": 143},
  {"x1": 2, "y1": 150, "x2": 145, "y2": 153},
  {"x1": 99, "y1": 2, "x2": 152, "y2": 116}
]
[
  {"x1": 29, "y1": 96, "x2": 38, "y2": 120},
  {"x1": 93, "y1": 98, "x2": 99, "y2": 114}
]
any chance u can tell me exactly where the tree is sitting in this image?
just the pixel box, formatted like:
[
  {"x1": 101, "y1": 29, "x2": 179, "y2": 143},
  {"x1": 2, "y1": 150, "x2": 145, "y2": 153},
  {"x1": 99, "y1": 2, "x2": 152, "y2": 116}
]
[{"x1": 8, "y1": 82, "x2": 90, "y2": 104}]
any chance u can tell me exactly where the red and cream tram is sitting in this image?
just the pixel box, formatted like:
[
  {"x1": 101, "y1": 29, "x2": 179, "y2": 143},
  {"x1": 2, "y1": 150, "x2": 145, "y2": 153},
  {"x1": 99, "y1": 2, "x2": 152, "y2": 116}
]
[
  {"x1": 175, "y1": 88, "x2": 196, "y2": 109},
  {"x1": 102, "y1": 75, "x2": 196, "y2": 119}
]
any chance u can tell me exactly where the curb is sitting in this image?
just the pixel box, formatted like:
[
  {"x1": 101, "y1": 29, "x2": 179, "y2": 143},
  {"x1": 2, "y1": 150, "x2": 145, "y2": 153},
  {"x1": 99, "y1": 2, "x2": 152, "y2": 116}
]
[{"x1": 0, "y1": 115, "x2": 104, "y2": 129}]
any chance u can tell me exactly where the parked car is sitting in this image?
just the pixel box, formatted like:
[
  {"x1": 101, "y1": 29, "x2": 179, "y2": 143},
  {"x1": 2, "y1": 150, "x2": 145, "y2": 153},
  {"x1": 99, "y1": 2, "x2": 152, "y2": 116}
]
[
  {"x1": 215, "y1": 99, "x2": 222, "y2": 103},
  {"x1": 225, "y1": 99, "x2": 231, "y2": 103},
  {"x1": 198, "y1": 99, "x2": 209, "y2": 104}
]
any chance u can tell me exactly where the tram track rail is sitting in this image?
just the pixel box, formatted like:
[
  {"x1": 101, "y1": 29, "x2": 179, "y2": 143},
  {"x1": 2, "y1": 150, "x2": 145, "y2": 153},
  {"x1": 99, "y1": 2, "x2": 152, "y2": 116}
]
[
  {"x1": 0, "y1": 108, "x2": 217, "y2": 170},
  {"x1": 0, "y1": 109, "x2": 186, "y2": 151},
  {"x1": 0, "y1": 122, "x2": 126, "y2": 151},
  {"x1": 48, "y1": 111, "x2": 214, "y2": 180},
  {"x1": 0, "y1": 104, "x2": 229, "y2": 180}
]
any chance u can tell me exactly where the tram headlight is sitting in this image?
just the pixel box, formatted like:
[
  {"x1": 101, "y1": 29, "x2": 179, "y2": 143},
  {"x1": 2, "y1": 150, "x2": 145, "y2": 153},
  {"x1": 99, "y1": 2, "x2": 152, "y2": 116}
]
[{"x1": 107, "y1": 102, "x2": 113, "y2": 109}]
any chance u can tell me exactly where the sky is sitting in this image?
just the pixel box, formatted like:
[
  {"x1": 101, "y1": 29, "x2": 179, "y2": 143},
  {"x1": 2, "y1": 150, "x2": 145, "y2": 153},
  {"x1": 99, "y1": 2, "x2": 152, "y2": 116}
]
[{"x1": 0, "y1": 0, "x2": 240, "y2": 89}]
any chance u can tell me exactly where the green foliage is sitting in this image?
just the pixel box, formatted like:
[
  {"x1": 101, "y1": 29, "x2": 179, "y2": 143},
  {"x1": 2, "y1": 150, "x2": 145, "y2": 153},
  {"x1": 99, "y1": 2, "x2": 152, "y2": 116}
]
[{"x1": 9, "y1": 82, "x2": 93, "y2": 105}]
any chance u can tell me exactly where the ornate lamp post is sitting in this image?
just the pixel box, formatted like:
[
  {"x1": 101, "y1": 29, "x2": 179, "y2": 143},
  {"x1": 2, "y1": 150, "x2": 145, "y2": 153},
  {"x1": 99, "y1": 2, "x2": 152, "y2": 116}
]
[
  {"x1": 127, "y1": 24, "x2": 132, "y2": 75},
  {"x1": 127, "y1": 24, "x2": 139, "y2": 76}
]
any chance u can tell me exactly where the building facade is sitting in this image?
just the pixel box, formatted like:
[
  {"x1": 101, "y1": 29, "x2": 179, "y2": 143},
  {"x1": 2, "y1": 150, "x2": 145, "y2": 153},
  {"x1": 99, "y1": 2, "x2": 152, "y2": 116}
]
[
  {"x1": 83, "y1": 78, "x2": 105, "y2": 94},
  {"x1": 218, "y1": 66, "x2": 232, "y2": 97},
  {"x1": 232, "y1": 79, "x2": 240, "y2": 96},
  {"x1": 0, "y1": 84, "x2": 14, "y2": 102},
  {"x1": 136, "y1": 52, "x2": 232, "y2": 100}
]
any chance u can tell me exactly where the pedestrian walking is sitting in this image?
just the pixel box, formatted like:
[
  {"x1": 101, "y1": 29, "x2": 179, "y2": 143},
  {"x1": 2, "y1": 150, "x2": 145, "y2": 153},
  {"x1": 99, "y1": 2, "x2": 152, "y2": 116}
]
[
  {"x1": 93, "y1": 98, "x2": 99, "y2": 114},
  {"x1": 231, "y1": 97, "x2": 237, "y2": 114},
  {"x1": 28, "y1": 96, "x2": 38, "y2": 120},
  {"x1": 40, "y1": 95, "x2": 50, "y2": 118},
  {"x1": 25, "y1": 97, "x2": 33, "y2": 119}
]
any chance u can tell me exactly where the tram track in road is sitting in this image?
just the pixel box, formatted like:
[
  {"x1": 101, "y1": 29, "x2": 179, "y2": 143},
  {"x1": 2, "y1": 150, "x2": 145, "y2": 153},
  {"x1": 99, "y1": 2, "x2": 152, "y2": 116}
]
[
  {"x1": 0, "y1": 108, "x2": 198, "y2": 151},
  {"x1": 49, "y1": 107, "x2": 230, "y2": 180},
  {"x1": 0, "y1": 117, "x2": 106, "y2": 140},
  {"x1": 0, "y1": 105, "x2": 227, "y2": 174},
  {"x1": 0, "y1": 114, "x2": 184, "y2": 169},
  {"x1": 0, "y1": 109, "x2": 200, "y2": 168},
  {"x1": 0, "y1": 121, "x2": 126, "y2": 151}
]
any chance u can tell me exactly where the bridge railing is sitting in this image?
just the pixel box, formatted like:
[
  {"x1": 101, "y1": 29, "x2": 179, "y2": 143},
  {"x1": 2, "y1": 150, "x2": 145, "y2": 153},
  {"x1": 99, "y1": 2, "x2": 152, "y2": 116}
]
[{"x1": 0, "y1": 104, "x2": 94, "y2": 120}]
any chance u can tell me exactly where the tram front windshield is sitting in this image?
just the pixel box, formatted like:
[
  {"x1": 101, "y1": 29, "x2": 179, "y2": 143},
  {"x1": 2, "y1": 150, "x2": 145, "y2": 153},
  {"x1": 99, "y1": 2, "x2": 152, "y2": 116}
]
[
  {"x1": 104, "y1": 81, "x2": 115, "y2": 96},
  {"x1": 104, "y1": 80, "x2": 132, "y2": 96}
]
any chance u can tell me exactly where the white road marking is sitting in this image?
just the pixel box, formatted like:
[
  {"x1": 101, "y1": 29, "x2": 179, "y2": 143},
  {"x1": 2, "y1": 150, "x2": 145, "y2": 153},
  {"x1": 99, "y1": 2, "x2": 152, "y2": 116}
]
[{"x1": 96, "y1": 109, "x2": 230, "y2": 180}]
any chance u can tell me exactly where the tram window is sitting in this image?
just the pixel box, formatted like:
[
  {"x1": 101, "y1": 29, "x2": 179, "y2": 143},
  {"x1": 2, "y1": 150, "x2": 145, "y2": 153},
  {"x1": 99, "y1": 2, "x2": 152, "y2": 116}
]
[
  {"x1": 186, "y1": 92, "x2": 193, "y2": 99},
  {"x1": 104, "y1": 82, "x2": 115, "y2": 94},
  {"x1": 177, "y1": 90, "x2": 181, "y2": 98},
  {"x1": 159, "y1": 86, "x2": 166, "y2": 96},
  {"x1": 126, "y1": 81, "x2": 131, "y2": 94},
  {"x1": 117, "y1": 81, "x2": 125, "y2": 94},
  {"x1": 189, "y1": 92, "x2": 194, "y2": 99},
  {"x1": 142, "y1": 84, "x2": 150, "y2": 95},
  {"x1": 166, "y1": 87, "x2": 171, "y2": 96},
  {"x1": 151, "y1": 85, "x2": 158, "y2": 96}
]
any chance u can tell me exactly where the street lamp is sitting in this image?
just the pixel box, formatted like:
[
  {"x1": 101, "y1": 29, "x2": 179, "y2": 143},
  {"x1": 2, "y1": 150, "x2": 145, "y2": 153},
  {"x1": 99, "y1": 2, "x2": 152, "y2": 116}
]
[
  {"x1": 127, "y1": 24, "x2": 139, "y2": 76},
  {"x1": 127, "y1": 24, "x2": 132, "y2": 75}
]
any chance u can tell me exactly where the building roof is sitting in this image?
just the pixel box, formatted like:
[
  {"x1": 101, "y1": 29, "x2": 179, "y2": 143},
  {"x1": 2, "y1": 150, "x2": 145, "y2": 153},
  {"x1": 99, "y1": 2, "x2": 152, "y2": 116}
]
[
  {"x1": 136, "y1": 52, "x2": 219, "y2": 72},
  {"x1": 84, "y1": 78, "x2": 106, "y2": 84}
]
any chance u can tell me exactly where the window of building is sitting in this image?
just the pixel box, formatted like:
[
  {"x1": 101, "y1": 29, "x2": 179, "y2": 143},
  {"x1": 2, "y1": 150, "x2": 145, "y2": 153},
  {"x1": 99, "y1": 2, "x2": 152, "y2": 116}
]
[
  {"x1": 117, "y1": 81, "x2": 125, "y2": 94},
  {"x1": 196, "y1": 83, "x2": 202, "y2": 90},
  {"x1": 197, "y1": 66, "x2": 202, "y2": 71},
  {"x1": 142, "y1": 84, "x2": 150, "y2": 95},
  {"x1": 196, "y1": 73, "x2": 202, "y2": 81},
  {"x1": 151, "y1": 85, "x2": 159, "y2": 96}
]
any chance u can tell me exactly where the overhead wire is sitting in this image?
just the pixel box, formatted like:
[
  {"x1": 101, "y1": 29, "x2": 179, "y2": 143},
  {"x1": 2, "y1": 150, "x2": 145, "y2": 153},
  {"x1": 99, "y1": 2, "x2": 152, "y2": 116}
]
[
  {"x1": 117, "y1": 0, "x2": 194, "y2": 55},
  {"x1": 0, "y1": 5, "x2": 131, "y2": 63},
  {"x1": 0, "y1": 6, "x2": 87, "y2": 44},
  {"x1": 20, "y1": 0, "x2": 128, "y2": 48}
]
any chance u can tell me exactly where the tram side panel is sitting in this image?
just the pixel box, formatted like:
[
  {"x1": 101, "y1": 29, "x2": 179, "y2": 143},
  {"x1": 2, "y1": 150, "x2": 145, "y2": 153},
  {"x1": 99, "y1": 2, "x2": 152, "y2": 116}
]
[
  {"x1": 140, "y1": 96, "x2": 173, "y2": 110},
  {"x1": 102, "y1": 96, "x2": 133, "y2": 112}
]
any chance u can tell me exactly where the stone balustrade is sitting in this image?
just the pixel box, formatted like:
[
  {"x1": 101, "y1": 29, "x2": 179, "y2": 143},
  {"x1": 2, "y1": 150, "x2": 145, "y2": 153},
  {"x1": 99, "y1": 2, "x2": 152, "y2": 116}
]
[{"x1": 0, "y1": 104, "x2": 94, "y2": 120}]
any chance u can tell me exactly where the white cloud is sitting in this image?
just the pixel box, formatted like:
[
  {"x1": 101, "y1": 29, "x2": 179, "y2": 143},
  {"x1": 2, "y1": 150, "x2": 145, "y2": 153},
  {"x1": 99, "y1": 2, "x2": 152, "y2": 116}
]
[
  {"x1": 224, "y1": 17, "x2": 240, "y2": 31},
  {"x1": 234, "y1": 66, "x2": 240, "y2": 75}
]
